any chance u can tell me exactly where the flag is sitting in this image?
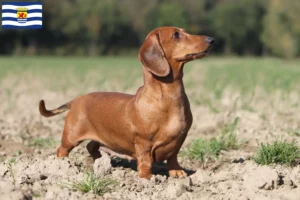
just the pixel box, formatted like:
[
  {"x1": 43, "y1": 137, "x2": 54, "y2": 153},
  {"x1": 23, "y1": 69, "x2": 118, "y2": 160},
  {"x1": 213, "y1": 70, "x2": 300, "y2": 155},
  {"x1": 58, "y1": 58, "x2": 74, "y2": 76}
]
[{"x1": 2, "y1": 2, "x2": 42, "y2": 29}]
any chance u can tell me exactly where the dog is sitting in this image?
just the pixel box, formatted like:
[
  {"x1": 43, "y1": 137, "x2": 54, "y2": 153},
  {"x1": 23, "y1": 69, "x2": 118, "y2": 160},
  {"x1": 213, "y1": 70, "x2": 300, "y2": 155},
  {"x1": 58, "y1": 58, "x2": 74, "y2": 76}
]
[{"x1": 39, "y1": 27, "x2": 214, "y2": 179}]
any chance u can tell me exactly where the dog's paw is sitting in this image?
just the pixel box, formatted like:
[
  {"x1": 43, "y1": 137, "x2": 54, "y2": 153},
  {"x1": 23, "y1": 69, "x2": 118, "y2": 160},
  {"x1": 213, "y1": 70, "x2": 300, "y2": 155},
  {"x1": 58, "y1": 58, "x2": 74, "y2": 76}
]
[
  {"x1": 139, "y1": 172, "x2": 152, "y2": 180},
  {"x1": 169, "y1": 169, "x2": 187, "y2": 178}
]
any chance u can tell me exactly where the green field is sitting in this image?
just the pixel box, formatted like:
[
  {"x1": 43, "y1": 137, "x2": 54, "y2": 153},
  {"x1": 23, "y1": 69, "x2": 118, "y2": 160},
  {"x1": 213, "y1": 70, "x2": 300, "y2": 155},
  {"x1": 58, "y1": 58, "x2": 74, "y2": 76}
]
[
  {"x1": 1, "y1": 56, "x2": 299, "y2": 112},
  {"x1": 1, "y1": 56, "x2": 300, "y2": 92}
]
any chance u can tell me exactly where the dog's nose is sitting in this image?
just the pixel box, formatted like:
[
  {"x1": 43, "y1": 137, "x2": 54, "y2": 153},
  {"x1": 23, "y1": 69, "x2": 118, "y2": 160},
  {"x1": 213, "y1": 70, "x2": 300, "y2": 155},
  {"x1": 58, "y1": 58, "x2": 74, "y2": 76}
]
[{"x1": 205, "y1": 37, "x2": 214, "y2": 44}]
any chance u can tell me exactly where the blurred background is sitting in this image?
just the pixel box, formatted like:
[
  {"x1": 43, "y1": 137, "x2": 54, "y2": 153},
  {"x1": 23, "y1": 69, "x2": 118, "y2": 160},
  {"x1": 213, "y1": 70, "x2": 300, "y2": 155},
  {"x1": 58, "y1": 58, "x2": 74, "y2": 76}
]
[{"x1": 0, "y1": 0, "x2": 300, "y2": 58}]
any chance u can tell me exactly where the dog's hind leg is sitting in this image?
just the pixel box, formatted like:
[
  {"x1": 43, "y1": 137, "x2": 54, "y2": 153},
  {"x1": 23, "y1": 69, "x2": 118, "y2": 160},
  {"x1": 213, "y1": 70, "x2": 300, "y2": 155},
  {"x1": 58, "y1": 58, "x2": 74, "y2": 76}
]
[
  {"x1": 56, "y1": 127, "x2": 82, "y2": 157},
  {"x1": 87, "y1": 140, "x2": 101, "y2": 160},
  {"x1": 56, "y1": 114, "x2": 84, "y2": 157}
]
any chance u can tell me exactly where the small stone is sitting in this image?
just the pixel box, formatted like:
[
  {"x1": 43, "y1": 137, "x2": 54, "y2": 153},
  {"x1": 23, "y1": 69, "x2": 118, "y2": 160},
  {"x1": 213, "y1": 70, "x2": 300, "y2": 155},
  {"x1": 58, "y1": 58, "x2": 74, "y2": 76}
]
[
  {"x1": 289, "y1": 180, "x2": 297, "y2": 189},
  {"x1": 178, "y1": 176, "x2": 193, "y2": 188},
  {"x1": 120, "y1": 182, "x2": 125, "y2": 187},
  {"x1": 150, "y1": 174, "x2": 167, "y2": 184},
  {"x1": 190, "y1": 169, "x2": 210, "y2": 185},
  {"x1": 40, "y1": 174, "x2": 48, "y2": 180},
  {"x1": 93, "y1": 152, "x2": 112, "y2": 177},
  {"x1": 243, "y1": 166, "x2": 277, "y2": 191},
  {"x1": 112, "y1": 169, "x2": 125, "y2": 178},
  {"x1": 166, "y1": 182, "x2": 184, "y2": 198},
  {"x1": 156, "y1": 175, "x2": 167, "y2": 183},
  {"x1": 232, "y1": 158, "x2": 245, "y2": 163},
  {"x1": 166, "y1": 176, "x2": 192, "y2": 197}
]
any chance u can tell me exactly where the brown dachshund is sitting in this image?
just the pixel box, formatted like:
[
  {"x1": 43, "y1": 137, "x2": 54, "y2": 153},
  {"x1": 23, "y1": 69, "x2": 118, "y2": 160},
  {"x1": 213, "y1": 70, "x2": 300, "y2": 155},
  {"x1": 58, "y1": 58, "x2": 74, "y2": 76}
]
[{"x1": 39, "y1": 27, "x2": 214, "y2": 179}]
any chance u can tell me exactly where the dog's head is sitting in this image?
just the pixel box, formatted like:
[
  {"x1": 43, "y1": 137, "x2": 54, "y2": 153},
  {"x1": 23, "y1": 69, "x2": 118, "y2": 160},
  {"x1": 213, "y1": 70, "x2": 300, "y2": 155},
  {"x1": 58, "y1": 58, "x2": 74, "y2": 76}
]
[{"x1": 138, "y1": 26, "x2": 214, "y2": 77}]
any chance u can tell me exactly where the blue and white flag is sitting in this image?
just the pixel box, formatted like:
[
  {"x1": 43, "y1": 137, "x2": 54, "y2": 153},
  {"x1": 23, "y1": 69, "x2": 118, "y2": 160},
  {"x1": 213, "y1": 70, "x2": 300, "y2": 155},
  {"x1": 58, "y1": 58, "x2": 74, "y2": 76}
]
[{"x1": 2, "y1": 2, "x2": 42, "y2": 29}]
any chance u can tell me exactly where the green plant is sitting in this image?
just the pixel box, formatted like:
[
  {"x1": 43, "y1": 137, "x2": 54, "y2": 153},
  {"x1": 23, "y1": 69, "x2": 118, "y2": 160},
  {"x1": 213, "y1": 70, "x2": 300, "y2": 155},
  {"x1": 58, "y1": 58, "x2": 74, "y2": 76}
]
[
  {"x1": 254, "y1": 141, "x2": 300, "y2": 166},
  {"x1": 29, "y1": 137, "x2": 59, "y2": 148},
  {"x1": 63, "y1": 172, "x2": 117, "y2": 196},
  {"x1": 219, "y1": 117, "x2": 240, "y2": 149},
  {"x1": 8, "y1": 158, "x2": 16, "y2": 185},
  {"x1": 32, "y1": 193, "x2": 41, "y2": 198},
  {"x1": 181, "y1": 117, "x2": 241, "y2": 162},
  {"x1": 181, "y1": 137, "x2": 222, "y2": 162}
]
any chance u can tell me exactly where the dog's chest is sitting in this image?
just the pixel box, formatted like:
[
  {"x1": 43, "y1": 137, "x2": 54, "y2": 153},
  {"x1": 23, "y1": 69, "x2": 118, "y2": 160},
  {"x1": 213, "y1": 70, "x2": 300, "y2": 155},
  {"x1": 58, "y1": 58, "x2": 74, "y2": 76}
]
[
  {"x1": 165, "y1": 108, "x2": 192, "y2": 137},
  {"x1": 152, "y1": 105, "x2": 192, "y2": 162},
  {"x1": 136, "y1": 90, "x2": 192, "y2": 137},
  {"x1": 153, "y1": 93, "x2": 193, "y2": 135}
]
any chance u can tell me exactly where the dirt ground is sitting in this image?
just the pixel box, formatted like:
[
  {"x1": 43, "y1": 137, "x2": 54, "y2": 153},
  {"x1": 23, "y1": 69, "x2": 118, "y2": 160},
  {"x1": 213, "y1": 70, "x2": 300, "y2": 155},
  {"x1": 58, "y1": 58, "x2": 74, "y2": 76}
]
[{"x1": 0, "y1": 58, "x2": 300, "y2": 200}]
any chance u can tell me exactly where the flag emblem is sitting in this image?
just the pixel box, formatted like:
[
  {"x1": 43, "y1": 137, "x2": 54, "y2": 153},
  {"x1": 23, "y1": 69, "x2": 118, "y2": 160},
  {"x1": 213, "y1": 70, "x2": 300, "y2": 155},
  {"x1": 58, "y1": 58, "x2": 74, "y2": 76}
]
[
  {"x1": 2, "y1": 2, "x2": 42, "y2": 29},
  {"x1": 17, "y1": 7, "x2": 28, "y2": 23}
]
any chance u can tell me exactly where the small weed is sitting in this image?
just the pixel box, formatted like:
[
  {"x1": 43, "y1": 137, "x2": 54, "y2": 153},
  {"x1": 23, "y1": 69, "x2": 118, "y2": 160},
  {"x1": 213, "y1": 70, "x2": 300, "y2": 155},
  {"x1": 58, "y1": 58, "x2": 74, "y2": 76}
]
[
  {"x1": 287, "y1": 129, "x2": 300, "y2": 137},
  {"x1": 220, "y1": 117, "x2": 240, "y2": 149},
  {"x1": 181, "y1": 117, "x2": 241, "y2": 162},
  {"x1": 15, "y1": 150, "x2": 22, "y2": 156},
  {"x1": 253, "y1": 141, "x2": 300, "y2": 166},
  {"x1": 8, "y1": 158, "x2": 16, "y2": 185},
  {"x1": 32, "y1": 193, "x2": 41, "y2": 198},
  {"x1": 181, "y1": 137, "x2": 224, "y2": 162},
  {"x1": 63, "y1": 172, "x2": 117, "y2": 196},
  {"x1": 29, "y1": 137, "x2": 59, "y2": 148}
]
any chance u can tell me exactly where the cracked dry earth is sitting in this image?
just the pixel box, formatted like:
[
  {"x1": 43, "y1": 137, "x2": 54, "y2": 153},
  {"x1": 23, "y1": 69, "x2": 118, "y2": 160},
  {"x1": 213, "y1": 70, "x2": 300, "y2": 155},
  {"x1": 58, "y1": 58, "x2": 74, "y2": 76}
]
[{"x1": 0, "y1": 65, "x2": 300, "y2": 200}]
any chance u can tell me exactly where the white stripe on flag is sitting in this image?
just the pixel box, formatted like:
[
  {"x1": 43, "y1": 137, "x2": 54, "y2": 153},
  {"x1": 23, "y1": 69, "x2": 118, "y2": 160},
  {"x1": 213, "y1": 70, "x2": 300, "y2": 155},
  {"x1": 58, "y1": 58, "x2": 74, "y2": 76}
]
[
  {"x1": 2, "y1": 20, "x2": 42, "y2": 26},
  {"x1": 2, "y1": 13, "x2": 42, "y2": 18},
  {"x1": 2, "y1": 5, "x2": 42, "y2": 10}
]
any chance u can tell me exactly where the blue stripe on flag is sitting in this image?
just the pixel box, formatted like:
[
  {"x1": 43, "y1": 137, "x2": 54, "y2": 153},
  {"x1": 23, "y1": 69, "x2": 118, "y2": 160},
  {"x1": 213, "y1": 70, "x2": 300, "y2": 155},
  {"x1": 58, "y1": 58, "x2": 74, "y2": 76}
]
[
  {"x1": 2, "y1": 25, "x2": 42, "y2": 29},
  {"x1": 2, "y1": 9, "x2": 42, "y2": 13},
  {"x1": 2, "y1": 17, "x2": 42, "y2": 21},
  {"x1": 2, "y1": 2, "x2": 42, "y2": 6}
]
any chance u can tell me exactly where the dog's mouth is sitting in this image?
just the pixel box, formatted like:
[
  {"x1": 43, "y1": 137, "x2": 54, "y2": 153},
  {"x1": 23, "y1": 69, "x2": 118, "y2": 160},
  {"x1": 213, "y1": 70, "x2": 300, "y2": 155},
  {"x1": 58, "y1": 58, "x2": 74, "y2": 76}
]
[
  {"x1": 186, "y1": 50, "x2": 209, "y2": 57},
  {"x1": 176, "y1": 45, "x2": 213, "y2": 62}
]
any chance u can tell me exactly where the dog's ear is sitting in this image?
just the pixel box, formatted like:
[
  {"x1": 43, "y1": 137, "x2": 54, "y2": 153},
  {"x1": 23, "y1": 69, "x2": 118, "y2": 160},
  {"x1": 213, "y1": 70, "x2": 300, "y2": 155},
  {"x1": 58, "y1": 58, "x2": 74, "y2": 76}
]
[{"x1": 138, "y1": 32, "x2": 170, "y2": 77}]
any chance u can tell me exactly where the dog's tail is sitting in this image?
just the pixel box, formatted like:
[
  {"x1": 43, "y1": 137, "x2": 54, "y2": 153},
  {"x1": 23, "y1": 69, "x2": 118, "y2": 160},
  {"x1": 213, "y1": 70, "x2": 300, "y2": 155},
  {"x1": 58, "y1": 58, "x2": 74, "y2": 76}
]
[{"x1": 39, "y1": 99, "x2": 72, "y2": 117}]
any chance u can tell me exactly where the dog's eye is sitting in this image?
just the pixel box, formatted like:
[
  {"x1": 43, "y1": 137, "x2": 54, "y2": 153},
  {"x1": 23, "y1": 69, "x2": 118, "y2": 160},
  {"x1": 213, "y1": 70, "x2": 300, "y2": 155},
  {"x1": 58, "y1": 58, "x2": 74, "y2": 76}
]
[{"x1": 173, "y1": 31, "x2": 181, "y2": 39}]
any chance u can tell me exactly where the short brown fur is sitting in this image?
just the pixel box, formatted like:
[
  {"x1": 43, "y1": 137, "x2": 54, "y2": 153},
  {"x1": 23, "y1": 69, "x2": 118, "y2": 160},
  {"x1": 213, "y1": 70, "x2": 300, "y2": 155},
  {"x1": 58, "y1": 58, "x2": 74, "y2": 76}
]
[{"x1": 39, "y1": 27, "x2": 214, "y2": 179}]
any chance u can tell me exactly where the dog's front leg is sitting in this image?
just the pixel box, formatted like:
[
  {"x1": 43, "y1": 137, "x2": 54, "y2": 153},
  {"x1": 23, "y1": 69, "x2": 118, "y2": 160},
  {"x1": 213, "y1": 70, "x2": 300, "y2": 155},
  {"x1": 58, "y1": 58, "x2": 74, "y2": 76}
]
[
  {"x1": 167, "y1": 153, "x2": 187, "y2": 178},
  {"x1": 135, "y1": 141, "x2": 152, "y2": 179}
]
